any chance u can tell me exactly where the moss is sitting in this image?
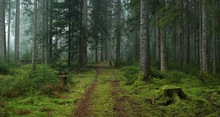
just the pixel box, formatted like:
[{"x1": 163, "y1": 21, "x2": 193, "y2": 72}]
[
  {"x1": 91, "y1": 82, "x2": 116, "y2": 116},
  {"x1": 0, "y1": 67, "x2": 96, "y2": 117},
  {"x1": 1, "y1": 64, "x2": 220, "y2": 116}
]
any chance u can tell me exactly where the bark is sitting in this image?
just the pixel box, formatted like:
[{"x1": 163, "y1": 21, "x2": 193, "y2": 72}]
[
  {"x1": 49, "y1": 0, "x2": 53, "y2": 63},
  {"x1": 160, "y1": 27, "x2": 166, "y2": 71},
  {"x1": 0, "y1": 0, "x2": 5, "y2": 60},
  {"x1": 80, "y1": 0, "x2": 88, "y2": 68},
  {"x1": 201, "y1": 0, "x2": 208, "y2": 72},
  {"x1": 32, "y1": 0, "x2": 38, "y2": 71},
  {"x1": 101, "y1": 39, "x2": 104, "y2": 62},
  {"x1": 185, "y1": 0, "x2": 190, "y2": 64},
  {"x1": 104, "y1": 37, "x2": 108, "y2": 61},
  {"x1": 7, "y1": 0, "x2": 11, "y2": 57},
  {"x1": 42, "y1": 0, "x2": 47, "y2": 63},
  {"x1": 179, "y1": 0, "x2": 184, "y2": 69},
  {"x1": 95, "y1": 36, "x2": 98, "y2": 63},
  {"x1": 135, "y1": 29, "x2": 140, "y2": 61},
  {"x1": 212, "y1": 0, "x2": 216, "y2": 74},
  {"x1": 45, "y1": 0, "x2": 49, "y2": 64},
  {"x1": 140, "y1": 0, "x2": 150, "y2": 79},
  {"x1": 199, "y1": 3, "x2": 203, "y2": 72},
  {"x1": 115, "y1": 0, "x2": 121, "y2": 67},
  {"x1": 15, "y1": 0, "x2": 20, "y2": 62},
  {"x1": 156, "y1": 14, "x2": 160, "y2": 68},
  {"x1": 68, "y1": 4, "x2": 72, "y2": 67},
  {"x1": 160, "y1": 0, "x2": 166, "y2": 71}
]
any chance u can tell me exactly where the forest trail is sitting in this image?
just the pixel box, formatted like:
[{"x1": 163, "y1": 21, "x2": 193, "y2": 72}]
[{"x1": 72, "y1": 64, "x2": 135, "y2": 117}]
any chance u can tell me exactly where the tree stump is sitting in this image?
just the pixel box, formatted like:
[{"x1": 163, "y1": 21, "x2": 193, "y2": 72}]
[
  {"x1": 58, "y1": 74, "x2": 68, "y2": 85},
  {"x1": 154, "y1": 85, "x2": 187, "y2": 105}
]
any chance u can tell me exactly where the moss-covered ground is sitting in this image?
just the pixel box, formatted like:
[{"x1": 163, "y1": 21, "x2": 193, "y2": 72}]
[
  {"x1": 0, "y1": 65, "x2": 96, "y2": 117},
  {"x1": 0, "y1": 63, "x2": 220, "y2": 116}
]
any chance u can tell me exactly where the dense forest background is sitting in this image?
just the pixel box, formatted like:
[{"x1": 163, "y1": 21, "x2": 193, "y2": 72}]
[
  {"x1": 0, "y1": 0, "x2": 220, "y2": 116},
  {"x1": 0, "y1": 0, "x2": 220, "y2": 73}
]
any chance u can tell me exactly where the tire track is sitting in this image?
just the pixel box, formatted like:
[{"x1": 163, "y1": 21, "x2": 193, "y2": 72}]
[
  {"x1": 73, "y1": 68, "x2": 100, "y2": 117},
  {"x1": 111, "y1": 81, "x2": 129, "y2": 117}
]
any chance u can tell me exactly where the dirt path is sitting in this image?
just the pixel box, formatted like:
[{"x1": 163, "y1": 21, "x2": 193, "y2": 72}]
[
  {"x1": 73, "y1": 66, "x2": 130, "y2": 117},
  {"x1": 111, "y1": 81, "x2": 129, "y2": 117},
  {"x1": 73, "y1": 80, "x2": 97, "y2": 117},
  {"x1": 73, "y1": 68, "x2": 100, "y2": 117}
]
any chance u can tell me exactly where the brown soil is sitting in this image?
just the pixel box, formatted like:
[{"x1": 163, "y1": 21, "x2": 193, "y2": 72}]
[
  {"x1": 73, "y1": 67, "x2": 131, "y2": 117},
  {"x1": 73, "y1": 80, "x2": 98, "y2": 117},
  {"x1": 73, "y1": 68, "x2": 100, "y2": 117},
  {"x1": 111, "y1": 81, "x2": 129, "y2": 117}
]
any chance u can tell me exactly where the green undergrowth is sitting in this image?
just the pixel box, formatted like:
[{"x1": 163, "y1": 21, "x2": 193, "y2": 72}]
[
  {"x1": 0, "y1": 64, "x2": 96, "y2": 116},
  {"x1": 121, "y1": 65, "x2": 220, "y2": 116}
]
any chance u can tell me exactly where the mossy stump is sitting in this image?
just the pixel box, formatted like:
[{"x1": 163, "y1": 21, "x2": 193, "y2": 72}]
[{"x1": 154, "y1": 85, "x2": 187, "y2": 105}]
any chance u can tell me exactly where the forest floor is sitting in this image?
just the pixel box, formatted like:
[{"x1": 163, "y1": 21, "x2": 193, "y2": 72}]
[
  {"x1": 73, "y1": 64, "x2": 145, "y2": 117},
  {"x1": 0, "y1": 63, "x2": 220, "y2": 116}
]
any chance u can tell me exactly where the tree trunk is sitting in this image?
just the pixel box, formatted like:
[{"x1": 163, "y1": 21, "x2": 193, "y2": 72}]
[
  {"x1": 135, "y1": 29, "x2": 140, "y2": 61},
  {"x1": 179, "y1": 0, "x2": 184, "y2": 69},
  {"x1": 201, "y1": 0, "x2": 208, "y2": 73},
  {"x1": 68, "y1": 5, "x2": 72, "y2": 67},
  {"x1": 95, "y1": 35, "x2": 98, "y2": 63},
  {"x1": 101, "y1": 39, "x2": 104, "y2": 62},
  {"x1": 45, "y1": 0, "x2": 49, "y2": 64},
  {"x1": 185, "y1": 0, "x2": 190, "y2": 64},
  {"x1": 140, "y1": 0, "x2": 150, "y2": 80},
  {"x1": 15, "y1": 0, "x2": 20, "y2": 62},
  {"x1": 156, "y1": 14, "x2": 160, "y2": 68},
  {"x1": 42, "y1": 0, "x2": 47, "y2": 64},
  {"x1": 48, "y1": 0, "x2": 53, "y2": 63},
  {"x1": 212, "y1": 0, "x2": 216, "y2": 74},
  {"x1": 0, "y1": 0, "x2": 5, "y2": 60},
  {"x1": 115, "y1": 0, "x2": 121, "y2": 67},
  {"x1": 160, "y1": 0, "x2": 166, "y2": 71},
  {"x1": 80, "y1": 0, "x2": 88, "y2": 68},
  {"x1": 7, "y1": 0, "x2": 11, "y2": 58},
  {"x1": 32, "y1": 0, "x2": 38, "y2": 71},
  {"x1": 160, "y1": 27, "x2": 166, "y2": 71}
]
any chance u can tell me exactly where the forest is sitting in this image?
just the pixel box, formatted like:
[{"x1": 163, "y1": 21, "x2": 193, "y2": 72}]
[{"x1": 0, "y1": 0, "x2": 220, "y2": 116}]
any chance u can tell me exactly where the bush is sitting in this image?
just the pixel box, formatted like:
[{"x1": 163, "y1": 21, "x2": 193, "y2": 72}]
[
  {"x1": 0, "y1": 64, "x2": 59, "y2": 98},
  {"x1": 122, "y1": 66, "x2": 139, "y2": 85},
  {"x1": 0, "y1": 62, "x2": 11, "y2": 75}
]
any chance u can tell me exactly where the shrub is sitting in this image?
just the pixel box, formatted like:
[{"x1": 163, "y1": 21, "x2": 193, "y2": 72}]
[
  {"x1": 0, "y1": 62, "x2": 11, "y2": 75},
  {"x1": 0, "y1": 64, "x2": 59, "y2": 98}
]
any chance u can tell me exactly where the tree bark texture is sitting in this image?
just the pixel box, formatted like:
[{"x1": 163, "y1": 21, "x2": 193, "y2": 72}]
[
  {"x1": 201, "y1": 0, "x2": 208, "y2": 72},
  {"x1": 115, "y1": 0, "x2": 121, "y2": 67},
  {"x1": 140, "y1": 0, "x2": 150, "y2": 79},
  {"x1": 15, "y1": 0, "x2": 20, "y2": 61},
  {"x1": 32, "y1": 0, "x2": 38, "y2": 71},
  {"x1": 0, "y1": 0, "x2": 5, "y2": 60}
]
